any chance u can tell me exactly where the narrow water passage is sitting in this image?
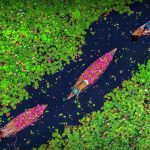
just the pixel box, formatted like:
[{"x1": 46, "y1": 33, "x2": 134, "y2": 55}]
[{"x1": 0, "y1": 0, "x2": 149, "y2": 149}]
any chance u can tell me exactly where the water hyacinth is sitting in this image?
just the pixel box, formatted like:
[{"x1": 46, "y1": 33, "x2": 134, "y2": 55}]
[
  {"x1": 35, "y1": 60, "x2": 150, "y2": 150},
  {"x1": 0, "y1": 0, "x2": 143, "y2": 116}
]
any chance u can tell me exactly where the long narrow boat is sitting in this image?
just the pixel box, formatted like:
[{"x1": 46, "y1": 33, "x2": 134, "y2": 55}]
[
  {"x1": 67, "y1": 48, "x2": 117, "y2": 100},
  {"x1": 0, "y1": 104, "x2": 47, "y2": 140},
  {"x1": 132, "y1": 21, "x2": 150, "y2": 40}
]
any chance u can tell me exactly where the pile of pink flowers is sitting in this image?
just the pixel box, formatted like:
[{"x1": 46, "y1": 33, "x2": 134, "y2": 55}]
[
  {"x1": 15, "y1": 104, "x2": 45, "y2": 128},
  {"x1": 82, "y1": 52, "x2": 112, "y2": 84}
]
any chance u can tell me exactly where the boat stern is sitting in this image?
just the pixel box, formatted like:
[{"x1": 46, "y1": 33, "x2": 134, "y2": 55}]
[
  {"x1": 132, "y1": 23, "x2": 146, "y2": 36},
  {"x1": 67, "y1": 87, "x2": 81, "y2": 100},
  {"x1": 67, "y1": 93, "x2": 75, "y2": 100}
]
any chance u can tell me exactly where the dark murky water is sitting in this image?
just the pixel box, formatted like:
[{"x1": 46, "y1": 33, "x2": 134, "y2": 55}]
[{"x1": 0, "y1": 0, "x2": 149, "y2": 149}]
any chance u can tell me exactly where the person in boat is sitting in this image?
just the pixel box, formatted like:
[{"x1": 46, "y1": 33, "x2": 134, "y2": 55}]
[
  {"x1": 83, "y1": 79, "x2": 89, "y2": 85},
  {"x1": 71, "y1": 87, "x2": 81, "y2": 95},
  {"x1": 143, "y1": 21, "x2": 150, "y2": 35}
]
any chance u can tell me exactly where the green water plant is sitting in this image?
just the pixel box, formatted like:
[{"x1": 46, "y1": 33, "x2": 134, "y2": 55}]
[
  {"x1": 0, "y1": 0, "x2": 143, "y2": 116},
  {"x1": 36, "y1": 60, "x2": 150, "y2": 150}
]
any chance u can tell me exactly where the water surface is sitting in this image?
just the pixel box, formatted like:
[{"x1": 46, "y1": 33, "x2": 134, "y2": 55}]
[{"x1": 0, "y1": 0, "x2": 150, "y2": 149}]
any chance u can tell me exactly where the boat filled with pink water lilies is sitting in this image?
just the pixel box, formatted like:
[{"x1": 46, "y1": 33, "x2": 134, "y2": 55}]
[
  {"x1": 67, "y1": 48, "x2": 117, "y2": 100},
  {"x1": 0, "y1": 104, "x2": 47, "y2": 140}
]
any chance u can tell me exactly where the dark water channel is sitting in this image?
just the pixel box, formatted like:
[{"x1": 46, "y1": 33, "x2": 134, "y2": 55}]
[{"x1": 0, "y1": 0, "x2": 150, "y2": 149}]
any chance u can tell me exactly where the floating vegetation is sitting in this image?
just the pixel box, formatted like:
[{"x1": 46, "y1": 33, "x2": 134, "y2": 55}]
[
  {"x1": 36, "y1": 60, "x2": 150, "y2": 150},
  {"x1": 1, "y1": 0, "x2": 149, "y2": 149},
  {"x1": 0, "y1": 0, "x2": 144, "y2": 117}
]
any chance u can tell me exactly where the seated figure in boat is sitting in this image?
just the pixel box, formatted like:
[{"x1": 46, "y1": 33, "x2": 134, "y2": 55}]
[
  {"x1": 71, "y1": 87, "x2": 81, "y2": 95},
  {"x1": 143, "y1": 21, "x2": 150, "y2": 35},
  {"x1": 84, "y1": 79, "x2": 89, "y2": 85}
]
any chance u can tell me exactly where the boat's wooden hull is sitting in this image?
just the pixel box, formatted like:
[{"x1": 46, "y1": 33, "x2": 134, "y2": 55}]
[
  {"x1": 132, "y1": 21, "x2": 150, "y2": 37},
  {"x1": 0, "y1": 104, "x2": 47, "y2": 139},
  {"x1": 67, "y1": 48, "x2": 117, "y2": 100}
]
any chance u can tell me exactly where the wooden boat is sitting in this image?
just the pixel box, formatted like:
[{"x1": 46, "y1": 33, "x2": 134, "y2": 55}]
[
  {"x1": 67, "y1": 48, "x2": 117, "y2": 100},
  {"x1": 132, "y1": 21, "x2": 150, "y2": 40},
  {"x1": 0, "y1": 104, "x2": 47, "y2": 140}
]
